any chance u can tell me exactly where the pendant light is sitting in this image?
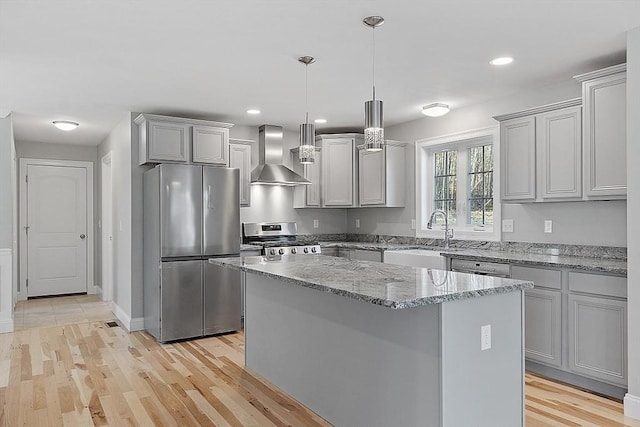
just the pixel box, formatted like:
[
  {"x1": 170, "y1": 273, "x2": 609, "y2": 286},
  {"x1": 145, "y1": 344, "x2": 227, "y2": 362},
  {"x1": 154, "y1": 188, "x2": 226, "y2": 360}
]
[
  {"x1": 363, "y1": 16, "x2": 385, "y2": 152},
  {"x1": 298, "y1": 56, "x2": 316, "y2": 164}
]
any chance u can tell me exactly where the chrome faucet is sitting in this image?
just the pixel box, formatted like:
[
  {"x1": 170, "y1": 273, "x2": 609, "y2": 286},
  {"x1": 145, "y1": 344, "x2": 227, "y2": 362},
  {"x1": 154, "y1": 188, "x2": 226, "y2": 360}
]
[{"x1": 427, "y1": 209, "x2": 454, "y2": 249}]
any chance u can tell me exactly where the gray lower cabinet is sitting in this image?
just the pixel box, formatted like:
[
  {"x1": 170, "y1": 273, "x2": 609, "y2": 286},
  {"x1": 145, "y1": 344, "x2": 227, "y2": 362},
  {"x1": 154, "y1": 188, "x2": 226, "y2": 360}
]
[
  {"x1": 524, "y1": 288, "x2": 562, "y2": 367},
  {"x1": 326, "y1": 247, "x2": 382, "y2": 262},
  {"x1": 568, "y1": 294, "x2": 627, "y2": 386},
  {"x1": 351, "y1": 249, "x2": 382, "y2": 262}
]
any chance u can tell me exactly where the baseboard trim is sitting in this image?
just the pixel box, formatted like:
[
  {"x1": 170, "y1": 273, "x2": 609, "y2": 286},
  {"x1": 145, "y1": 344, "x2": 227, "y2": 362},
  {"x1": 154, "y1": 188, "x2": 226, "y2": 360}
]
[
  {"x1": 625, "y1": 393, "x2": 640, "y2": 420},
  {"x1": 129, "y1": 317, "x2": 145, "y2": 332},
  {"x1": 111, "y1": 302, "x2": 144, "y2": 332},
  {"x1": 0, "y1": 318, "x2": 14, "y2": 333}
]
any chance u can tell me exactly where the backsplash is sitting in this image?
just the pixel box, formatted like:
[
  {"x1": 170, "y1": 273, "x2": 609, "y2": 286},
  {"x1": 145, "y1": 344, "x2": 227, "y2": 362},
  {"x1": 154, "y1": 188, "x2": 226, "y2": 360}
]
[{"x1": 301, "y1": 233, "x2": 627, "y2": 260}]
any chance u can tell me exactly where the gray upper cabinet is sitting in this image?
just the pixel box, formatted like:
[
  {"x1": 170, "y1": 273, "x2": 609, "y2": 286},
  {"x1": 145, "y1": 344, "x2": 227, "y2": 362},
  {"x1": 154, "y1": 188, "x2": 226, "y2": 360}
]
[
  {"x1": 495, "y1": 99, "x2": 582, "y2": 203},
  {"x1": 291, "y1": 147, "x2": 321, "y2": 208},
  {"x1": 358, "y1": 141, "x2": 406, "y2": 207},
  {"x1": 320, "y1": 134, "x2": 361, "y2": 207},
  {"x1": 500, "y1": 116, "x2": 536, "y2": 201},
  {"x1": 538, "y1": 106, "x2": 582, "y2": 199},
  {"x1": 135, "y1": 113, "x2": 233, "y2": 166},
  {"x1": 193, "y1": 126, "x2": 229, "y2": 165},
  {"x1": 575, "y1": 64, "x2": 627, "y2": 199},
  {"x1": 140, "y1": 119, "x2": 191, "y2": 164},
  {"x1": 228, "y1": 139, "x2": 253, "y2": 207}
]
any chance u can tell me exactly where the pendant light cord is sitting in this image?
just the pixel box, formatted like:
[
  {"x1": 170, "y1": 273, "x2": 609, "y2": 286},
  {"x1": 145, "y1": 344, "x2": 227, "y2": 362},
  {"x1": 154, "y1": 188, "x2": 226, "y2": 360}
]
[
  {"x1": 372, "y1": 26, "x2": 376, "y2": 101},
  {"x1": 305, "y1": 63, "x2": 309, "y2": 124}
]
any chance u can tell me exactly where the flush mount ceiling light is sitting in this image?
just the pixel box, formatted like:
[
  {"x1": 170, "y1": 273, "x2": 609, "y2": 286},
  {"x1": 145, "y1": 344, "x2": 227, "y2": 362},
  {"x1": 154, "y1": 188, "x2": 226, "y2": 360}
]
[
  {"x1": 246, "y1": 109, "x2": 261, "y2": 115},
  {"x1": 421, "y1": 103, "x2": 450, "y2": 117},
  {"x1": 490, "y1": 56, "x2": 514, "y2": 66},
  {"x1": 298, "y1": 56, "x2": 316, "y2": 164},
  {"x1": 314, "y1": 118, "x2": 327, "y2": 124},
  {"x1": 52, "y1": 120, "x2": 79, "y2": 131},
  {"x1": 363, "y1": 15, "x2": 385, "y2": 152}
]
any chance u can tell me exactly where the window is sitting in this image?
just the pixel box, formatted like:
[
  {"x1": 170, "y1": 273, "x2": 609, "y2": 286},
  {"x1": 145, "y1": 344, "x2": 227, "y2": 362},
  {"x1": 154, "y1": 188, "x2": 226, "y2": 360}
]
[{"x1": 416, "y1": 127, "x2": 500, "y2": 240}]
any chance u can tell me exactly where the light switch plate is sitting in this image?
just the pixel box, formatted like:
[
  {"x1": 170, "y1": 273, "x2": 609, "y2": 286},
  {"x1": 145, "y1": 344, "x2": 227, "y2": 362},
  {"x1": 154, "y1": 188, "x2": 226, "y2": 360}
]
[
  {"x1": 355, "y1": 219, "x2": 360, "y2": 228},
  {"x1": 481, "y1": 324, "x2": 491, "y2": 351},
  {"x1": 411, "y1": 219, "x2": 416, "y2": 230},
  {"x1": 502, "y1": 219, "x2": 514, "y2": 233},
  {"x1": 544, "y1": 220, "x2": 553, "y2": 233},
  {"x1": 313, "y1": 219, "x2": 319, "y2": 229}
]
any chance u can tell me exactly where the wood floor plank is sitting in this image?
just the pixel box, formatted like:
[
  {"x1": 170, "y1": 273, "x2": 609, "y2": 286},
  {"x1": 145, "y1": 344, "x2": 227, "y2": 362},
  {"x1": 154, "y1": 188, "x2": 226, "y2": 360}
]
[{"x1": 2, "y1": 314, "x2": 640, "y2": 427}]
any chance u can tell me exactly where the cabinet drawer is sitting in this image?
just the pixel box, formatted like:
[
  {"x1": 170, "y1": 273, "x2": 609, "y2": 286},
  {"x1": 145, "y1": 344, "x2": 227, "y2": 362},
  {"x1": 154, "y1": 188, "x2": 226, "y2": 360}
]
[
  {"x1": 511, "y1": 266, "x2": 561, "y2": 290},
  {"x1": 568, "y1": 272, "x2": 626, "y2": 298}
]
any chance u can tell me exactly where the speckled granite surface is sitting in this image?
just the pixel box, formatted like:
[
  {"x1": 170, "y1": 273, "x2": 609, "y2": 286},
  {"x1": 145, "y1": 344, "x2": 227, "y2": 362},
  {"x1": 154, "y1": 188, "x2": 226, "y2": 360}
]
[
  {"x1": 440, "y1": 249, "x2": 627, "y2": 276},
  {"x1": 319, "y1": 241, "x2": 627, "y2": 275},
  {"x1": 209, "y1": 255, "x2": 532, "y2": 309}
]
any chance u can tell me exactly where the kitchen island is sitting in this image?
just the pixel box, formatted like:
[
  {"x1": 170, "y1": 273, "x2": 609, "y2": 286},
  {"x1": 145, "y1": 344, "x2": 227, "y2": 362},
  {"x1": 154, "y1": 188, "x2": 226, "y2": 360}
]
[{"x1": 209, "y1": 255, "x2": 533, "y2": 427}]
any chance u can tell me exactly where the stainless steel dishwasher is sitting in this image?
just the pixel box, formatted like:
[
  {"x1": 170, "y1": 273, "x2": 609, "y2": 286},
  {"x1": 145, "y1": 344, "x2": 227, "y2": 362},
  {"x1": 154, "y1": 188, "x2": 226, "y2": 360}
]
[{"x1": 449, "y1": 258, "x2": 511, "y2": 278}]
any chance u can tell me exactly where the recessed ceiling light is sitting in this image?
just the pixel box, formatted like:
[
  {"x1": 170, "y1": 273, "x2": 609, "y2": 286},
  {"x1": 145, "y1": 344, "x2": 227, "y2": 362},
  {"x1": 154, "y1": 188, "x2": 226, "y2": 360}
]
[
  {"x1": 52, "y1": 121, "x2": 79, "y2": 131},
  {"x1": 421, "y1": 103, "x2": 450, "y2": 117},
  {"x1": 246, "y1": 109, "x2": 261, "y2": 115},
  {"x1": 490, "y1": 56, "x2": 514, "y2": 66},
  {"x1": 314, "y1": 119, "x2": 327, "y2": 124}
]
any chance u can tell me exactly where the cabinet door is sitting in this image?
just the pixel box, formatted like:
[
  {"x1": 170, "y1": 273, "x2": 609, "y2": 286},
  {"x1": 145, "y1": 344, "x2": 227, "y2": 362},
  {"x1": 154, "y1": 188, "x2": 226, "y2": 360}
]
[
  {"x1": 322, "y1": 139, "x2": 354, "y2": 206},
  {"x1": 229, "y1": 143, "x2": 252, "y2": 206},
  {"x1": 524, "y1": 288, "x2": 562, "y2": 367},
  {"x1": 538, "y1": 106, "x2": 582, "y2": 199},
  {"x1": 583, "y1": 73, "x2": 627, "y2": 198},
  {"x1": 305, "y1": 150, "x2": 321, "y2": 207},
  {"x1": 568, "y1": 294, "x2": 627, "y2": 386},
  {"x1": 359, "y1": 148, "x2": 386, "y2": 205},
  {"x1": 148, "y1": 120, "x2": 190, "y2": 163},
  {"x1": 351, "y1": 249, "x2": 382, "y2": 262},
  {"x1": 193, "y1": 125, "x2": 229, "y2": 165},
  {"x1": 501, "y1": 117, "x2": 536, "y2": 201}
]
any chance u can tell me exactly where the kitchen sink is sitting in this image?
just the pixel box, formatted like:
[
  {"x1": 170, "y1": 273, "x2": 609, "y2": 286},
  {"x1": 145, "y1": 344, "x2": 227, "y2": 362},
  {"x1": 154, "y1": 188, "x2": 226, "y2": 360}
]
[{"x1": 383, "y1": 249, "x2": 446, "y2": 270}]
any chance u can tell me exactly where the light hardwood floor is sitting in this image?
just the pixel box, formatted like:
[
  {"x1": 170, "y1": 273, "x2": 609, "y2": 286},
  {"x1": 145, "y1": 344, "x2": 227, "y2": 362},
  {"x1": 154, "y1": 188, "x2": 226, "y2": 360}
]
[{"x1": 0, "y1": 319, "x2": 638, "y2": 426}]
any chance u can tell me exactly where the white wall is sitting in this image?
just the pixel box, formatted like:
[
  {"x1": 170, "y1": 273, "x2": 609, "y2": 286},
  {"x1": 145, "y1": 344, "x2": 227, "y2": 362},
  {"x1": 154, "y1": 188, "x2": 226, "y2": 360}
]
[
  {"x1": 0, "y1": 115, "x2": 16, "y2": 332},
  {"x1": 625, "y1": 26, "x2": 640, "y2": 420},
  {"x1": 347, "y1": 78, "x2": 627, "y2": 247},
  {"x1": 14, "y1": 140, "x2": 100, "y2": 290},
  {"x1": 97, "y1": 114, "x2": 135, "y2": 327}
]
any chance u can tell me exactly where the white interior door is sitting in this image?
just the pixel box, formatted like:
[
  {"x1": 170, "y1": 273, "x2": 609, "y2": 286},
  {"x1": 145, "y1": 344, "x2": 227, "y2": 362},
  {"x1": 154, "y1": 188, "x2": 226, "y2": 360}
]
[{"x1": 27, "y1": 164, "x2": 88, "y2": 297}]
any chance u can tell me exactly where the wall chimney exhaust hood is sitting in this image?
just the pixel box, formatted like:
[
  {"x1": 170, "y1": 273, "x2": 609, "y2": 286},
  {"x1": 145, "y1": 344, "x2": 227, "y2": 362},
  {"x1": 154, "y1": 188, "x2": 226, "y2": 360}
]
[{"x1": 251, "y1": 125, "x2": 311, "y2": 186}]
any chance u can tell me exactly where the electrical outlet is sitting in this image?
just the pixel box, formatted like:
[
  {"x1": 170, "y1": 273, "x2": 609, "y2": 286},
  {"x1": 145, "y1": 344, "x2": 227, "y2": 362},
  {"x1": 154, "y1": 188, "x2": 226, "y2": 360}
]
[
  {"x1": 119, "y1": 220, "x2": 123, "y2": 232},
  {"x1": 481, "y1": 324, "x2": 492, "y2": 351},
  {"x1": 544, "y1": 220, "x2": 553, "y2": 233},
  {"x1": 501, "y1": 219, "x2": 514, "y2": 233},
  {"x1": 355, "y1": 219, "x2": 360, "y2": 228},
  {"x1": 313, "y1": 219, "x2": 319, "y2": 229},
  {"x1": 411, "y1": 219, "x2": 416, "y2": 230}
]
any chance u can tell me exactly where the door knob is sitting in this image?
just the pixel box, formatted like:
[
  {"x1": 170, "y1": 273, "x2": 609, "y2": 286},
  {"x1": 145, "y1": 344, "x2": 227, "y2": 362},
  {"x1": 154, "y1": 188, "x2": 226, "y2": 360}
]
[{"x1": 80, "y1": 234, "x2": 86, "y2": 239}]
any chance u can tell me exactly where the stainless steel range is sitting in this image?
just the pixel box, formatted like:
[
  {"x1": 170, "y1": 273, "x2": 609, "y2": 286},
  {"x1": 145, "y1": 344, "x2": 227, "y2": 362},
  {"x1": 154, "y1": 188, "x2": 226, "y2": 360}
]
[{"x1": 242, "y1": 222, "x2": 321, "y2": 257}]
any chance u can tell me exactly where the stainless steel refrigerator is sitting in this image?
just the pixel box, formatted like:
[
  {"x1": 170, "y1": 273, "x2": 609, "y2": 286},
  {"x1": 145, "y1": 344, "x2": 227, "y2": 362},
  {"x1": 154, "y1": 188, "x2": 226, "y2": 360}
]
[{"x1": 143, "y1": 164, "x2": 241, "y2": 342}]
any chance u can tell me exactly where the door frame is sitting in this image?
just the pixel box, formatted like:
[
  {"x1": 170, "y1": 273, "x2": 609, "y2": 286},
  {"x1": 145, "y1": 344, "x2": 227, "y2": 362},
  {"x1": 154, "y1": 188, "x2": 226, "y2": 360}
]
[
  {"x1": 18, "y1": 158, "x2": 95, "y2": 300},
  {"x1": 100, "y1": 152, "x2": 113, "y2": 302}
]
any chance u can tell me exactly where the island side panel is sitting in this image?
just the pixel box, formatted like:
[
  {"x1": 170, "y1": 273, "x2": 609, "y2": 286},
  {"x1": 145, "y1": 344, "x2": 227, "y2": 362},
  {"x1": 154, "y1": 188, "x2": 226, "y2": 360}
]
[
  {"x1": 440, "y1": 290, "x2": 525, "y2": 427},
  {"x1": 244, "y1": 273, "x2": 442, "y2": 427}
]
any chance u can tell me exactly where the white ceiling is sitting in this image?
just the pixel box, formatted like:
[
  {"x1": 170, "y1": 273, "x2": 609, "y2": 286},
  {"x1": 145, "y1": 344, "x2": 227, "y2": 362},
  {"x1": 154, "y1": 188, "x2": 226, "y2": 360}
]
[{"x1": 1, "y1": 0, "x2": 639, "y2": 146}]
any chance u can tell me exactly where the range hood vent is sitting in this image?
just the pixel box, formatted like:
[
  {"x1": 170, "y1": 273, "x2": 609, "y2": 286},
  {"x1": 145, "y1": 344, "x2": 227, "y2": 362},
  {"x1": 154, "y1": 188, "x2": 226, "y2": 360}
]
[{"x1": 250, "y1": 125, "x2": 311, "y2": 186}]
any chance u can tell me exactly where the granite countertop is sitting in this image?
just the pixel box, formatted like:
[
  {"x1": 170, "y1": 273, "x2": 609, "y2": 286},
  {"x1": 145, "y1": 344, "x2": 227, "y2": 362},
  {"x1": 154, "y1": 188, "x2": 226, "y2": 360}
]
[
  {"x1": 440, "y1": 249, "x2": 627, "y2": 276},
  {"x1": 209, "y1": 255, "x2": 532, "y2": 309},
  {"x1": 319, "y1": 241, "x2": 627, "y2": 275},
  {"x1": 320, "y1": 241, "x2": 425, "y2": 251}
]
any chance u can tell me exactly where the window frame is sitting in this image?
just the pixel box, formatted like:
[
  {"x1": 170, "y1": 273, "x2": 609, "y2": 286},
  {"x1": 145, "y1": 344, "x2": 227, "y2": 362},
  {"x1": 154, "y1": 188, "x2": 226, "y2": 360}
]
[{"x1": 415, "y1": 126, "x2": 501, "y2": 241}]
